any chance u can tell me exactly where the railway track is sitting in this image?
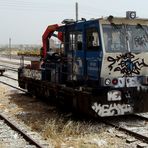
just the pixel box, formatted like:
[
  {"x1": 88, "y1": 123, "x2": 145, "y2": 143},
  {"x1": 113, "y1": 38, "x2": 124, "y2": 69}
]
[
  {"x1": 103, "y1": 115, "x2": 148, "y2": 144},
  {"x1": 0, "y1": 67, "x2": 25, "y2": 92},
  {"x1": 1, "y1": 57, "x2": 148, "y2": 147},
  {"x1": 0, "y1": 57, "x2": 27, "y2": 72},
  {"x1": 0, "y1": 80, "x2": 27, "y2": 93},
  {"x1": 1, "y1": 69, "x2": 148, "y2": 144},
  {"x1": 0, "y1": 71, "x2": 50, "y2": 147},
  {"x1": 0, "y1": 64, "x2": 18, "y2": 72},
  {"x1": 0, "y1": 59, "x2": 22, "y2": 66},
  {"x1": 2, "y1": 76, "x2": 148, "y2": 144},
  {"x1": 3, "y1": 74, "x2": 18, "y2": 81},
  {"x1": 0, "y1": 113, "x2": 45, "y2": 148}
]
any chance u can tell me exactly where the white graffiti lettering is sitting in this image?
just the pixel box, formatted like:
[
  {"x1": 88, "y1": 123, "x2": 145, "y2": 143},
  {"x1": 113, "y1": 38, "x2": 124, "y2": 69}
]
[
  {"x1": 107, "y1": 90, "x2": 121, "y2": 101},
  {"x1": 23, "y1": 69, "x2": 41, "y2": 80},
  {"x1": 92, "y1": 102, "x2": 133, "y2": 117},
  {"x1": 126, "y1": 77, "x2": 139, "y2": 87}
]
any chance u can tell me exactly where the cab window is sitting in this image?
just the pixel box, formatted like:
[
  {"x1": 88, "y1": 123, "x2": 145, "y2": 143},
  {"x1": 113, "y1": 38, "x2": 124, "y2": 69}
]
[
  {"x1": 69, "y1": 31, "x2": 82, "y2": 50},
  {"x1": 86, "y1": 28, "x2": 99, "y2": 50}
]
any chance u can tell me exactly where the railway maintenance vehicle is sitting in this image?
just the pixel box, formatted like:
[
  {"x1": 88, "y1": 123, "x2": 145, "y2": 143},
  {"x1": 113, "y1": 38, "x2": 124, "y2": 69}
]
[{"x1": 18, "y1": 11, "x2": 148, "y2": 117}]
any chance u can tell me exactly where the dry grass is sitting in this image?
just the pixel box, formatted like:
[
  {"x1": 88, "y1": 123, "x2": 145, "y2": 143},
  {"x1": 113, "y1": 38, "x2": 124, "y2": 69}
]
[
  {"x1": 0, "y1": 85, "x2": 6, "y2": 97},
  {"x1": 0, "y1": 85, "x2": 127, "y2": 148},
  {"x1": 41, "y1": 117, "x2": 110, "y2": 147},
  {"x1": 0, "y1": 143, "x2": 5, "y2": 148},
  {"x1": 0, "y1": 48, "x2": 19, "y2": 55},
  {"x1": 17, "y1": 50, "x2": 40, "y2": 56}
]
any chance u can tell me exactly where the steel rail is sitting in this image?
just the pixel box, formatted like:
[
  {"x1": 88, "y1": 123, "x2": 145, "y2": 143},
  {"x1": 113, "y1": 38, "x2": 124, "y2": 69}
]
[
  {"x1": 6, "y1": 68, "x2": 18, "y2": 72},
  {"x1": 0, "y1": 64, "x2": 18, "y2": 72},
  {"x1": 0, "y1": 114, "x2": 44, "y2": 148},
  {"x1": 102, "y1": 118, "x2": 148, "y2": 143},
  {"x1": 0, "y1": 59, "x2": 21, "y2": 66},
  {"x1": 0, "y1": 58, "x2": 28, "y2": 66},
  {"x1": 134, "y1": 114, "x2": 148, "y2": 121},
  {"x1": 0, "y1": 80, "x2": 28, "y2": 93},
  {"x1": 2, "y1": 75, "x2": 18, "y2": 81}
]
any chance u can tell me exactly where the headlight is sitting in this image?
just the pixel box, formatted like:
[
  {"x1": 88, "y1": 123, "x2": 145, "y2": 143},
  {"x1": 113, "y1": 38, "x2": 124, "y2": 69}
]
[{"x1": 105, "y1": 78, "x2": 111, "y2": 85}]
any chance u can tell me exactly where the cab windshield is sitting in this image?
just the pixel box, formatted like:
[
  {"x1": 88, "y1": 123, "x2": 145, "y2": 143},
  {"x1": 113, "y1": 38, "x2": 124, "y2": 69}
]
[{"x1": 102, "y1": 24, "x2": 148, "y2": 52}]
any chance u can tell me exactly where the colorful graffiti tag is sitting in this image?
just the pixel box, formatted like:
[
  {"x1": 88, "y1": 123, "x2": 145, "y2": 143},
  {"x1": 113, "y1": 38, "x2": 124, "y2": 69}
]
[{"x1": 107, "y1": 53, "x2": 148, "y2": 76}]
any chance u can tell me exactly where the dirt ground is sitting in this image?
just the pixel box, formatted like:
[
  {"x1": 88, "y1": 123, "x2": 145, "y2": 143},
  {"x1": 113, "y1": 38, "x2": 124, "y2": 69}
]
[{"x1": 0, "y1": 84, "x2": 132, "y2": 148}]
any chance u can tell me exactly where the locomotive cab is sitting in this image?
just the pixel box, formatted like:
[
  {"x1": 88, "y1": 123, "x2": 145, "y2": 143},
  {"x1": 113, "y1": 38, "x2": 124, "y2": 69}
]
[{"x1": 63, "y1": 19, "x2": 102, "y2": 86}]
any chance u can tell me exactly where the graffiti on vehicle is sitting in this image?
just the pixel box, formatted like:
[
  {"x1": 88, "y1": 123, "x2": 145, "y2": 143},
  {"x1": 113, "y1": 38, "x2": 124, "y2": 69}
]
[
  {"x1": 134, "y1": 35, "x2": 148, "y2": 47},
  {"x1": 107, "y1": 52, "x2": 148, "y2": 76},
  {"x1": 107, "y1": 90, "x2": 121, "y2": 101},
  {"x1": 92, "y1": 102, "x2": 133, "y2": 117},
  {"x1": 23, "y1": 69, "x2": 41, "y2": 80}
]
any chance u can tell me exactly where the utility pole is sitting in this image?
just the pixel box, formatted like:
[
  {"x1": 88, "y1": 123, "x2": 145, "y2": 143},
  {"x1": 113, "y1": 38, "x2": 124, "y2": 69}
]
[
  {"x1": 75, "y1": 2, "x2": 78, "y2": 21},
  {"x1": 9, "y1": 38, "x2": 11, "y2": 59}
]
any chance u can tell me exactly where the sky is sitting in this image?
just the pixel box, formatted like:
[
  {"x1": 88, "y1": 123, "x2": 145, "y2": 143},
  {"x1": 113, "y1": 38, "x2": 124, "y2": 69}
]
[{"x1": 0, "y1": 0, "x2": 148, "y2": 45}]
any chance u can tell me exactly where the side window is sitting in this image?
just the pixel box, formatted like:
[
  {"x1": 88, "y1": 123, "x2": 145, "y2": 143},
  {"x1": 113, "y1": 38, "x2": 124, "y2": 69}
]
[
  {"x1": 86, "y1": 28, "x2": 99, "y2": 50},
  {"x1": 69, "y1": 33, "x2": 76, "y2": 50},
  {"x1": 76, "y1": 33, "x2": 82, "y2": 50},
  {"x1": 69, "y1": 31, "x2": 82, "y2": 51}
]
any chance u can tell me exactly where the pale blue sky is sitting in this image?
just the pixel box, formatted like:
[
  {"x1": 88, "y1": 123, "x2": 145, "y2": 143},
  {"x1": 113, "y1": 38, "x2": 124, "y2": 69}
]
[{"x1": 0, "y1": 0, "x2": 148, "y2": 45}]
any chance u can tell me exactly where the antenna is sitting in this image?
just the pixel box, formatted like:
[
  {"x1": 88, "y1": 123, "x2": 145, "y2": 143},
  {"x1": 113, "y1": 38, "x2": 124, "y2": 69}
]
[{"x1": 75, "y1": 2, "x2": 78, "y2": 21}]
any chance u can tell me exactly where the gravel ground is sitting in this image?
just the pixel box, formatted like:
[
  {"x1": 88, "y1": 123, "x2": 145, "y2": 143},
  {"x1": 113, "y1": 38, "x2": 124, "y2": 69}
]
[
  {"x1": 0, "y1": 118, "x2": 35, "y2": 148},
  {"x1": 0, "y1": 57, "x2": 148, "y2": 148},
  {"x1": 0, "y1": 82, "x2": 139, "y2": 148}
]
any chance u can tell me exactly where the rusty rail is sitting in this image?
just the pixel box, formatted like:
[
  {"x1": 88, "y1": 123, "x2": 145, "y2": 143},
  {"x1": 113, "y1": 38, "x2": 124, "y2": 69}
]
[
  {"x1": 0, "y1": 64, "x2": 18, "y2": 72},
  {"x1": 0, "y1": 114, "x2": 44, "y2": 148},
  {"x1": 0, "y1": 80, "x2": 28, "y2": 93},
  {"x1": 2, "y1": 74, "x2": 18, "y2": 81},
  {"x1": 102, "y1": 115, "x2": 148, "y2": 143}
]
